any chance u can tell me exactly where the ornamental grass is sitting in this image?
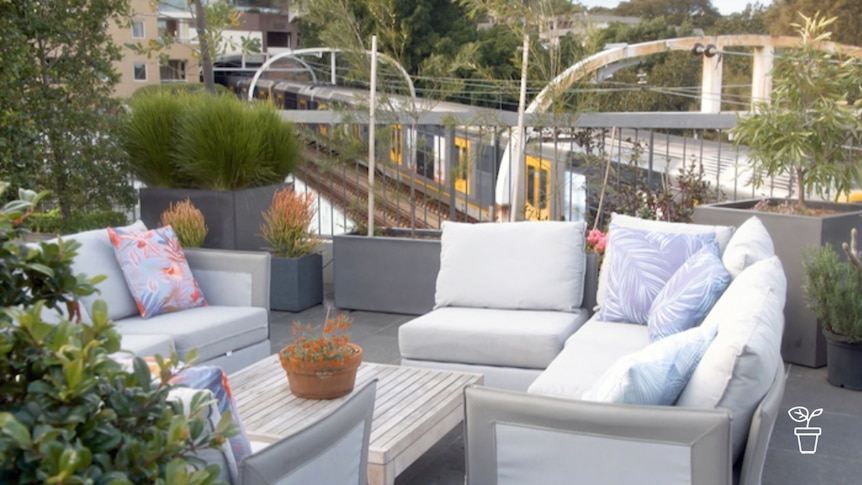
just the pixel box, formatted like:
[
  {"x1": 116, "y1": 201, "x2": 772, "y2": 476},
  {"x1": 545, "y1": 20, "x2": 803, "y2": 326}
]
[
  {"x1": 260, "y1": 188, "x2": 319, "y2": 258},
  {"x1": 160, "y1": 198, "x2": 207, "y2": 247}
]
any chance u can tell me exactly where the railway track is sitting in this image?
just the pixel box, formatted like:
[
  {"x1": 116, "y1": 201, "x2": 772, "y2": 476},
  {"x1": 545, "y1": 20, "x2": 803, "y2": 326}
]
[{"x1": 297, "y1": 145, "x2": 476, "y2": 230}]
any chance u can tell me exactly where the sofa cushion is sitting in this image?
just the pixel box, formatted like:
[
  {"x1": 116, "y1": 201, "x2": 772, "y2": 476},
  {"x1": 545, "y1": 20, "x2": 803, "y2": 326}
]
[
  {"x1": 647, "y1": 242, "x2": 730, "y2": 342},
  {"x1": 65, "y1": 220, "x2": 147, "y2": 322},
  {"x1": 598, "y1": 225, "x2": 715, "y2": 324},
  {"x1": 581, "y1": 325, "x2": 717, "y2": 405},
  {"x1": 116, "y1": 305, "x2": 268, "y2": 363},
  {"x1": 721, "y1": 216, "x2": 774, "y2": 278},
  {"x1": 117, "y1": 333, "x2": 175, "y2": 358},
  {"x1": 435, "y1": 221, "x2": 587, "y2": 311},
  {"x1": 399, "y1": 307, "x2": 590, "y2": 369},
  {"x1": 528, "y1": 319, "x2": 651, "y2": 398},
  {"x1": 597, "y1": 214, "x2": 734, "y2": 308},
  {"x1": 108, "y1": 226, "x2": 207, "y2": 318},
  {"x1": 676, "y1": 256, "x2": 786, "y2": 463}
]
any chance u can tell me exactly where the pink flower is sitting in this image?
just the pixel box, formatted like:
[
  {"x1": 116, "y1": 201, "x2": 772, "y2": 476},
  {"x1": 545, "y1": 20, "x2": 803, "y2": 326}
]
[{"x1": 586, "y1": 229, "x2": 608, "y2": 255}]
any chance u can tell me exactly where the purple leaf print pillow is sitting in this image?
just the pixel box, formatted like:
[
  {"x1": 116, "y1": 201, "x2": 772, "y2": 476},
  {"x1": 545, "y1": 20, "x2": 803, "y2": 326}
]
[
  {"x1": 598, "y1": 224, "x2": 715, "y2": 325},
  {"x1": 108, "y1": 225, "x2": 207, "y2": 318}
]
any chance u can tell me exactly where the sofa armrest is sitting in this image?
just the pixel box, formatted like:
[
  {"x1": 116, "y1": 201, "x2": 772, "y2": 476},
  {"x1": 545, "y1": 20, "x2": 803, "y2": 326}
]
[
  {"x1": 185, "y1": 248, "x2": 270, "y2": 311},
  {"x1": 465, "y1": 386, "x2": 732, "y2": 485}
]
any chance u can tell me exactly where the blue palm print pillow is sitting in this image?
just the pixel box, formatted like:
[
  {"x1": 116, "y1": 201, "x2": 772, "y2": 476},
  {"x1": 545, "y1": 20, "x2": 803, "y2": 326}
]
[
  {"x1": 598, "y1": 224, "x2": 715, "y2": 324},
  {"x1": 647, "y1": 242, "x2": 731, "y2": 342}
]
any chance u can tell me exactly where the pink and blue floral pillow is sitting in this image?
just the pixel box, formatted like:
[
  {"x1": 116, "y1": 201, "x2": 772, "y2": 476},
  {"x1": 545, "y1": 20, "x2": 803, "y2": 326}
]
[
  {"x1": 647, "y1": 242, "x2": 731, "y2": 342},
  {"x1": 108, "y1": 226, "x2": 207, "y2": 318},
  {"x1": 598, "y1": 225, "x2": 715, "y2": 325}
]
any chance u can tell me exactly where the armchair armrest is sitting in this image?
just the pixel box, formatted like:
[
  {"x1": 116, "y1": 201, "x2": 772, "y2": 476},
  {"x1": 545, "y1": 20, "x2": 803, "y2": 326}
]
[
  {"x1": 465, "y1": 386, "x2": 732, "y2": 485},
  {"x1": 185, "y1": 248, "x2": 270, "y2": 311}
]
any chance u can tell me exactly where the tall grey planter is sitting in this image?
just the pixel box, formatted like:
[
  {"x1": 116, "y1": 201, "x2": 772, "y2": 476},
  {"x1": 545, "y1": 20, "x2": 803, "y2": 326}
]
[
  {"x1": 270, "y1": 253, "x2": 323, "y2": 312},
  {"x1": 694, "y1": 198, "x2": 862, "y2": 368},
  {"x1": 139, "y1": 183, "x2": 286, "y2": 251},
  {"x1": 333, "y1": 229, "x2": 441, "y2": 315}
]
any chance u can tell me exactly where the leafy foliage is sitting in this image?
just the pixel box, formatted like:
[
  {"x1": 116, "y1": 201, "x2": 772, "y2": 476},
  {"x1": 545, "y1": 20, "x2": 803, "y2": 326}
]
[
  {"x1": 765, "y1": 0, "x2": 862, "y2": 46},
  {"x1": 0, "y1": 0, "x2": 135, "y2": 219},
  {"x1": 160, "y1": 199, "x2": 208, "y2": 248},
  {"x1": 122, "y1": 91, "x2": 302, "y2": 190},
  {"x1": 802, "y1": 238, "x2": 862, "y2": 342},
  {"x1": 261, "y1": 188, "x2": 320, "y2": 258},
  {"x1": 0, "y1": 182, "x2": 236, "y2": 484},
  {"x1": 731, "y1": 14, "x2": 862, "y2": 205},
  {"x1": 25, "y1": 210, "x2": 129, "y2": 236}
]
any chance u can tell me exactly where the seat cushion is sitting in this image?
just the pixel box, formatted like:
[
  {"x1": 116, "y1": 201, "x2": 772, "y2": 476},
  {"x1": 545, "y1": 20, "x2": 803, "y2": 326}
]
[
  {"x1": 721, "y1": 216, "x2": 774, "y2": 278},
  {"x1": 64, "y1": 220, "x2": 147, "y2": 322},
  {"x1": 435, "y1": 221, "x2": 587, "y2": 311},
  {"x1": 677, "y1": 256, "x2": 786, "y2": 462},
  {"x1": 597, "y1": 214, "x2": 734, "y2": 308},
  {"x1": 115, "y1": 305, "x2": 268, "y2": 362},
  {"x1": 528, "y1": 319, "x2": 651, "y2": 398},
  {"x1": 117, "y1": 333, "x2": 175, "y2": 358},
  {"x1": 398, "y1": 307, "x2": 589, "y2": 369}
]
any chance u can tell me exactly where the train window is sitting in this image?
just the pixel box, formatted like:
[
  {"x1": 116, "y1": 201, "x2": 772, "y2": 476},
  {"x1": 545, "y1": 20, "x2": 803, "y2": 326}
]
[
  {"x1": 299, "y1": 99, "x2": 307, "y2": 110},
  {"x1": 527, "y1": 166, "x2": 536, "y2": 206},
  {"x1": 539, "y1": 168, "x2": 548, "y2": 210}
]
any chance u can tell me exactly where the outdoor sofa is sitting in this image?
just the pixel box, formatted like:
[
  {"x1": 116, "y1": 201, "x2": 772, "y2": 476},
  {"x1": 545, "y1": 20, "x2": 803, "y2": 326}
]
[
  {"x1": 48, "y1": 221, "x2": 271, "y2": 374},
  {"x1": 398, "y1": 215, "x2": 785, "y2": 483}
]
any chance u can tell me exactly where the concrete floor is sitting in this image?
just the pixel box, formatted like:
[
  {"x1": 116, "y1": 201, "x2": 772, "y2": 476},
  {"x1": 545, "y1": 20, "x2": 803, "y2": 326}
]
[{"x1": 268, "y1": 294, "x2": 862, "y2": 485}]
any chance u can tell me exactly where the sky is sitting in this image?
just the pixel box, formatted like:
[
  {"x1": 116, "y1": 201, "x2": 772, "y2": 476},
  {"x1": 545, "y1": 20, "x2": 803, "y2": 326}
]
[{"x1": 578, "y1": 0, "x2": 754, "y2": 16}]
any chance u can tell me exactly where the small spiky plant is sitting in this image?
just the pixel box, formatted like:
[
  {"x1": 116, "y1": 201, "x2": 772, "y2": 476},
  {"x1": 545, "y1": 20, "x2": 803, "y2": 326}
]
[
  {"x1": 261, "y1": 189, "x2": 319, "y2": 258},
  {"x1": 803, "y1": 228, "x2": 862, "y2": 342},
  {"x1": 160, "y1": 198, "x2": 208, "y2": 247}
]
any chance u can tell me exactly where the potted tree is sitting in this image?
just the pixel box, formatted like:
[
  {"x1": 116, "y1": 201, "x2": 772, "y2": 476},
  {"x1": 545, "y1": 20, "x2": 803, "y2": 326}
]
[
  {"x1": 261, "y1": 188, "x2": 323, "y2": 312},
  {"x1": 694, "y1": 14, "x2": 862, "y2": 367},
  {"x1": 802, "y1": 228, "x2": 862, "y2": 390},
  {"x1": 121, "y1": 90, "x2": 302, "y2": 251}
]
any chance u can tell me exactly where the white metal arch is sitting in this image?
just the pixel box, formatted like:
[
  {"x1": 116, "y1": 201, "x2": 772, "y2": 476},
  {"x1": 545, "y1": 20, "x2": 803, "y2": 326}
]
[
  {"x1": 496, "y1": 35, "x2": 862, "y2": 219},
  {"x1": 247, "y1": 47, "x2": 416, "y2": 102}
]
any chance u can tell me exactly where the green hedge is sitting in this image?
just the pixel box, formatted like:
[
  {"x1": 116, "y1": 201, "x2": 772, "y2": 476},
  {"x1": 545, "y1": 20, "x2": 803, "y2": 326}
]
[
  {"x1": 131, "y1": 82, "x2": 230, "y2": 98},
  {"x1": 26, "y1": 210, "x2": 129, "y2": 235}
]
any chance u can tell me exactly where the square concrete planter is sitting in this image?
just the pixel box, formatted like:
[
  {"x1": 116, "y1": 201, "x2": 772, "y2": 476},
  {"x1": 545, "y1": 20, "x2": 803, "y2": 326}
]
[
  {"x1": 270, "y1": 253, "x2": 323, "y2": 312},
  {"x1": 140, "y1": 183, "x2": 286, "y2": 251},
  {"x1": 695, "y1": 198, "x2": 862, "y2": 367},
  {"x1": 333, "y1": 229, "x2": 441, "y2": 315}
]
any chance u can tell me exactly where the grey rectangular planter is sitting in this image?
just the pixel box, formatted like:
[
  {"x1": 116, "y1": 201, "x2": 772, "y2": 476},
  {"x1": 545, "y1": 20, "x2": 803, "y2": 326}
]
[
  {"x1": 140, "y1": 183, "x2": 286, "y2": 251},
  {"x1": 695, "y1": 198, "x2": 862, "y2": 368},
  {"x1": 270, "y1": 253, "x2": 323, "y2": 312},
  {"x1": 333, "y1": 229, "x2": 441, "y2": 315}
]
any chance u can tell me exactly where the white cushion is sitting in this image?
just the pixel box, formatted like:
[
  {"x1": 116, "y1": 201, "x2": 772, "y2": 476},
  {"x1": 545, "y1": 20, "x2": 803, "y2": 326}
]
[
  {"x1": 64, "y1": 221, "x2": 147, "y2": 322},
  {"x1": 581, "y1": 325, "x2": 716, "y2": 405},
  {"x1": 435, "y1": 221, "x2": 587, "y2": 311},
  {"x1": 398, "y1": 307, "x2": 590, "y2": 369},
  {"x1": 721, "y1": 216, "x2": 774, "y2": 278},
  {"x1": 528, "y1": 319, "x2": 651, "y2": 398},
  {"x1": 676, "y1": 256, "x2": 786, "y2": 462},
  {"x1": 596, "y1": 214, "x2": 734, "y2": 308}
]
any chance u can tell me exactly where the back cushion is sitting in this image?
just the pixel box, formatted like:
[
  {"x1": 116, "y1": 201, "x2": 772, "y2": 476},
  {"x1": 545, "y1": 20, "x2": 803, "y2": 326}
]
[
  {"x1": 66, "y1": 220, "x2": 147, "y2": 322},
  {"x1": 596, "y1": 214, "x2": 734, "y2": 308},
  {"x1": 676, "y1": 256, "x2": 786, "y2": 462},
  {"x1": 435, "y1": 221, "x2": 587, "y2": 311},
  {"x1": 721, "y1": 216, "x2": 774, "y2": 278}
]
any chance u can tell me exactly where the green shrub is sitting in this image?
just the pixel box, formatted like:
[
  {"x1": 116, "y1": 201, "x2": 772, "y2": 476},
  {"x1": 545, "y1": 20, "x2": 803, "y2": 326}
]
[
  {"x1": 131, "y1": 82, "x2": 230, "y2": 98},
  {"x1": 25, "y1": 209, "x2": 128, "y2": 235},
  {"x1": 803, "y1": 237, "x2": 862, "y2": 342},
  {"x1": 122, "y1": 91, "x2": 302, "y2": 190},
  {"x1": 0, "y1": 182, "x2": 235, "y2": 484}
]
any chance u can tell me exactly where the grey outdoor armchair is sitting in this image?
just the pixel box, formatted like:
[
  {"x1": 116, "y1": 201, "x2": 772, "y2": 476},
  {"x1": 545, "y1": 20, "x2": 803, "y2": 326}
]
[{"x1": 239, "y1": 379, "x2": 378, "y2": 485}]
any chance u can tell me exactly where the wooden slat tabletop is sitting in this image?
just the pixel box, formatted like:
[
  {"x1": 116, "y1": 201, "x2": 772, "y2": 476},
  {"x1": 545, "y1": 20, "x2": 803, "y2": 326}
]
[{"x1": 230, "y1": 355, "x2": 482, "y2": 483}]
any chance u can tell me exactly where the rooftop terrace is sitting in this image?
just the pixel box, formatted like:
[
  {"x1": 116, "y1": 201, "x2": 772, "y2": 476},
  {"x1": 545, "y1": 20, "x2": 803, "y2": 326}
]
[{"x1": 268, "y1": 285, "x2": 862, "y2": 485}]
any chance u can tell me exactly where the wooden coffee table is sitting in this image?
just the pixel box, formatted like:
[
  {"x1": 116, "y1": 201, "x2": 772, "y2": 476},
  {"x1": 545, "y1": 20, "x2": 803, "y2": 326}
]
[{"x1": 229, "y1": 356, "x2": 483, "y2": 485}]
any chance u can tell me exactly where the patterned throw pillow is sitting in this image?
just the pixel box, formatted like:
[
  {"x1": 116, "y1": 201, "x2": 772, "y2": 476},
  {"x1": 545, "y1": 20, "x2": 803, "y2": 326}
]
[
  {"x1": 108, "y1": 225, "x2": 206, "y2": 318},
  {"x1": 598, "y1": 225, "x2": 715, "y2": 324},
  {"x1": 647, "y1": 242, "x2": 731, "y2": 342},
  {"x1": 581, "y1": 325, "x2": 717, "y2": 405}
]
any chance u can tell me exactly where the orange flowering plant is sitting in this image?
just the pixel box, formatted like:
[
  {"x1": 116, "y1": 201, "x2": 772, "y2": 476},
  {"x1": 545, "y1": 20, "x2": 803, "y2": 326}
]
[{"x1": 280, "y1": 311, "x2": 355, "y2": 365}]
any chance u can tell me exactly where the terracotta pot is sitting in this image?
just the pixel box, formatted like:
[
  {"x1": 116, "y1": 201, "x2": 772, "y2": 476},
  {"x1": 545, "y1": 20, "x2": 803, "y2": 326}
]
[{"x1": 278, "y1": 344, "x2": 363, "y2": 399}]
